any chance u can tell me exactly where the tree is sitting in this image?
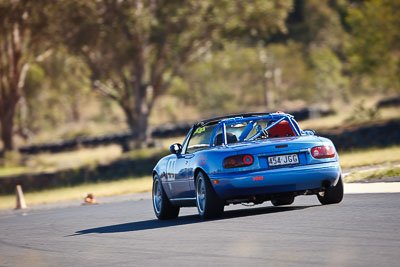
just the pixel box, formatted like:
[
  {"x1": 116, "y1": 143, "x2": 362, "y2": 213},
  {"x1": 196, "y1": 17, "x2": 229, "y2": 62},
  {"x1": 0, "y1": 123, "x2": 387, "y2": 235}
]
[
  {"x1": 19, "y1": 50, "x2": 92, "y2": 139},
  {"x1": 169, "y1": 42, "x2": 313, "y2": 115},
  {"x1": 347, "y1": 0, "x2": 400, "y2": 92},
  {"x1": 282, "y1": 0, "x2": 349, "y2": 103},
  {"x1": 64, "y1": 0, "x2": 293, "y2": 148},
  {"x1": 0, "y1": 0, "x2": 57, "y2": 155},
  {"x1": 309, "y1": 46, "x2": 348, "y2": 103}
]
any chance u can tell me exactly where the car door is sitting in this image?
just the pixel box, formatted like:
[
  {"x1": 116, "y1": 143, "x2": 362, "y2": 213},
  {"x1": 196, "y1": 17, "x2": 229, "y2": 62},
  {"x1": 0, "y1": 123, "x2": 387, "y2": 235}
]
[
  {"x1": 166, "y1": 129, "x2": 194, "y2": 199},
  {"x1": 169, "y1": 154, "x2": 194, "y2": 199}
]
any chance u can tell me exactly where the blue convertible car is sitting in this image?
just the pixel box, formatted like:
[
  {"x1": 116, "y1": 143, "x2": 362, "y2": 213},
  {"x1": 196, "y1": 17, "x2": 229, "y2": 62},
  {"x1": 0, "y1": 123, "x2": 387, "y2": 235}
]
[{"x1": 152, "y1": 112, "x2": 343, "y2": 219}]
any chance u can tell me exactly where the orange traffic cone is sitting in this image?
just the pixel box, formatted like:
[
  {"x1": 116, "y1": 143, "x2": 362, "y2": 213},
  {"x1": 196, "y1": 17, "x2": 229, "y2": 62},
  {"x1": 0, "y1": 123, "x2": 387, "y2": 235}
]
[
  {"x1": 83, "y1": 193, "x2": 98, "y2": 205},
  {"x1": 15, "y1": 185, "x2": 27, "y2": 209}
]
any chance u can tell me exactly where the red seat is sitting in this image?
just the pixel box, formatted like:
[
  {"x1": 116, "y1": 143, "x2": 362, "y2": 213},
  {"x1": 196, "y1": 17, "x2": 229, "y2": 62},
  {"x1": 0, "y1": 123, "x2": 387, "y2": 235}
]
[{"x1": 268, "y1": 121, "x2": 295, "y2": 138}]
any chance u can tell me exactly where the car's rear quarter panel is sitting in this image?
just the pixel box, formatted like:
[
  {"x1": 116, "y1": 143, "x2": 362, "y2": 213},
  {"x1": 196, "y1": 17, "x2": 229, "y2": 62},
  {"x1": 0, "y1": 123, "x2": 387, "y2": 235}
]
[{"x1": 153, "y1": 154, "x2": 174, "y2": 196}]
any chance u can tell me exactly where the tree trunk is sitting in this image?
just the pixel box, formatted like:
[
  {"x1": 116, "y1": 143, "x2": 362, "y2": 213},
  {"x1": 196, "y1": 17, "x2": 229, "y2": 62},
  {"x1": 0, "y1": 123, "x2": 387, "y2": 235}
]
[
  {"x1": 0, "y1": 103, "x2": 16, "y2": 152},
  {"x1": 129, "y1": 103, "x2": 150, "y2": 149},
  {"x1": 132, "y1": 51, "x2": 151, "y2": 148},
  {"x1": 0, "y1": 21, "x2": 27, "y2": 156},
  {"x1": 263, "y1": 72, "x2": 274, "y2": 109},
  {"x1": 71, "y1": 96, "x2": 81, "y2": 122},
  {"x1": 121, "y1": 106, "x2": 136, "y2": 152},
  {"x1": 135, "y1": 111, "x2": 150, "y2": 148},
  {"x1": 120, "y1": 101, "x2": 150, "y2": 150}
]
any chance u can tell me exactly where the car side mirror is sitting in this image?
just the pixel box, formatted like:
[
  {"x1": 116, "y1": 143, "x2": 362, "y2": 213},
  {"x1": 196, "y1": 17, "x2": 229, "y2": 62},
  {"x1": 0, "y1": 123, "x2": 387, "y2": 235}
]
[
  {"x1": 170, "y1": 143, "x2": 182, "y2": 155},
  {"x1": 304, "y1": 129, "x2": 315, "y2": 136}
]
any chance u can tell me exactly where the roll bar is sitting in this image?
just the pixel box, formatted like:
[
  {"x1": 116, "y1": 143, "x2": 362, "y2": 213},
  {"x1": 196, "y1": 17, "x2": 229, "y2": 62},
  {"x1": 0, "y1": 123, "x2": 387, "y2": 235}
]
[{"x1": 208, "y1": 113, "x2": 303, "y2": 147}]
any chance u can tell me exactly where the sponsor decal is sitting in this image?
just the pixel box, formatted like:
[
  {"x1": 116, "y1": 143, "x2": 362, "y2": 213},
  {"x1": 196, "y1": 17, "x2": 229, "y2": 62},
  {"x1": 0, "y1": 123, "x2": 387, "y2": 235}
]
[{"x1": 194, "y1": 127, "x2": 205, "y2": 135}]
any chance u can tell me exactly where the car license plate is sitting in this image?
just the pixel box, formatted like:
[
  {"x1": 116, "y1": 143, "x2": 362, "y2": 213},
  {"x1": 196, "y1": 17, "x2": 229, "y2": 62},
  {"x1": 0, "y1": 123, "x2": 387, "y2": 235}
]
[{"x1": 268, "y1": 154, "x2": 299, "y2": 167}]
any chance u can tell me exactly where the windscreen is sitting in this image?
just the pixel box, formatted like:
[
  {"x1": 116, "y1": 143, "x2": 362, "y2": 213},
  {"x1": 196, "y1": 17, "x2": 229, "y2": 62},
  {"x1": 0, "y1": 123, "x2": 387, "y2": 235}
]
[
  {"x1": 186, "y1": 118, "x2": 271, "y2": 153},
  {"x1": 186, "y1": 124, "x2": 219, "y2": 153}
]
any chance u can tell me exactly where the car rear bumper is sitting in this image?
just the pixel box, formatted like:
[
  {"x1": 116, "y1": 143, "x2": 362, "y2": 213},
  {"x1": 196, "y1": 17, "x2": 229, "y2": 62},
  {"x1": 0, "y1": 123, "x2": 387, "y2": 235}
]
[{"x1": 209, "y1": 162, "x2": 341, "y2": 199}]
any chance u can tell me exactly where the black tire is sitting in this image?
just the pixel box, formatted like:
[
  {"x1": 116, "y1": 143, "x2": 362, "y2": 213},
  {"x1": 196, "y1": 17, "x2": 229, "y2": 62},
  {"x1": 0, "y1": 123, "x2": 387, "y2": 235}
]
[
  {"x1": 152, "y1": 174, "x2": 180, "y2": 220},
  {"x1": 271, "y1": 196, "x2": 295, "y2": 206},
  {"x1": 196, "y1": 171, "x2": 224, "y2": 219},
  {"x1": 317, "y1": 176, "x2": 344, "y2": 205}
]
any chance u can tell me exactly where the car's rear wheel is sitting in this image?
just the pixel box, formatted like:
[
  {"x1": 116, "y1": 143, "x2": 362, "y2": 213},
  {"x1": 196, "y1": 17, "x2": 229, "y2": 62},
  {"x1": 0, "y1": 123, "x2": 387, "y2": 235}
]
[
  {"x1": 271, "y1": 196, "x2": 295, "y2": 206},
  {"x1": 152, "y1": 174, "x2": 180, "y2": 220},
  {"x1": 317, "y1": 176, "x2": 344, "y2": 205},
  {"x1": 196, "y1": 171, "x2": 224, "y2": 219}
]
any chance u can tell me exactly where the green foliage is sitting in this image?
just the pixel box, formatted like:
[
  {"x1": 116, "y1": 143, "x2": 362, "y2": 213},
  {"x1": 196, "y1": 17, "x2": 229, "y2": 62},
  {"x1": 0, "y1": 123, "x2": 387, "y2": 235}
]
[
  {"x1": 177, "y1": 45, "x2": 260, "y2": 114},
  {"x1": 169, "y1": 42, "x2": 315, "y2": 115},
  {"x1": 346, "y1": 0, "x2": 400, "y2": 92},
  {"x1": 24, "y1": 65, "x2": 45, "y2": 94},
  {"x1": 266, "y1": 42, "x2": 314, "y2": 102},
  {"x1": 309, "y1": 46, "x2": 349, "y2": 103},
  {"x1": 2, "y1": 0, "x2": 400, "y2": 151},
  {"x1": 20, "y1": 50, "x2": 91, "y2": 134},
  {"x1": 287, "y1": 0, "x2": 347, "y2": 51},
  {"x1": 0, "y1": 151, "x2": 23, "y2": 168},
  {"x1": 0, "y1": 165, "x2": 26, "y2": 177},
  {"x1": 166, "y1": 0, "x2": 353, "y2": 116},
  {"x1": 0, "y1": 0, "x2": 66, "y2": 152},
  {"x1": 59, "y1": 0, "x2": 293, "y2": 146}
]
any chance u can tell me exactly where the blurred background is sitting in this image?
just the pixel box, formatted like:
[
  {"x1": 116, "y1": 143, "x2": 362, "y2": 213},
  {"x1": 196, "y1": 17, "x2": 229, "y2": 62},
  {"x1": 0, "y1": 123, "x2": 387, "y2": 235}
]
[{"x1": 0, "y1": 0, "x2": 399, "y2": 208}]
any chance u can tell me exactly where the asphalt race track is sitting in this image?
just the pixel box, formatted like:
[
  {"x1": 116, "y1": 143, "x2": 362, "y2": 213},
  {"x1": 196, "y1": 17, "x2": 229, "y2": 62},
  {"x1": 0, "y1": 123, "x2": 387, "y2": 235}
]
[{"x1": 1, "y1": 193, "x2": 400, "y2": 266}]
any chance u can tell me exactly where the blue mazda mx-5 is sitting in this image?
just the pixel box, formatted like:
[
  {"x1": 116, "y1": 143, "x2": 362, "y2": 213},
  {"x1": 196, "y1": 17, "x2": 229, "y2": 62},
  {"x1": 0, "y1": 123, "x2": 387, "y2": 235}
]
[{"x1": 152, "y1": 112, "x2": 343, "y2": 219}]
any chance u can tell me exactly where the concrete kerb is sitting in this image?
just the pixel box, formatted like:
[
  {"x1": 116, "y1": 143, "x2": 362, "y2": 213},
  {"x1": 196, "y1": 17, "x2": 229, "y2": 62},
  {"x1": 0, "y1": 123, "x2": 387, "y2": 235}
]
[{"x1": 344, "y1": 182, "x2": 400, "y2": 194}]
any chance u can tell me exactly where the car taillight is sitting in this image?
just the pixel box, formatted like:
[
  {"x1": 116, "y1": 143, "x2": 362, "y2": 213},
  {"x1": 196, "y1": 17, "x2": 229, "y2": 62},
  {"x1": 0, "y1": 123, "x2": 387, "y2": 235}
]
[
  {"x1": 223, "y1": 154, "x2": 254, "y2": 169},
  {"x1": 311, "y1": 146, "x2": 335, "y2": 159}
]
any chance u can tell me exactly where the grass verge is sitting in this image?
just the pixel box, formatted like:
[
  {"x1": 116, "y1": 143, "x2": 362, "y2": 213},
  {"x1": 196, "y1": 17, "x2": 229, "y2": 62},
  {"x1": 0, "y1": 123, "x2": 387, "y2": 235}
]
[
  {"x1": 0, "y1": 176, "x2": 152, "y2": 210},
  {"x1": 0, "y1": 166, "x2": 27, "y2": 177},
  {"x1": 344, "y1": 167, "x2": 400, "y2": 183},
  {"x1": 0, "y1": 145, "x2": 123, "y2": 177},
  {"x1": 339, "y1": 146, "x2": 400, "y2": 169}
]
